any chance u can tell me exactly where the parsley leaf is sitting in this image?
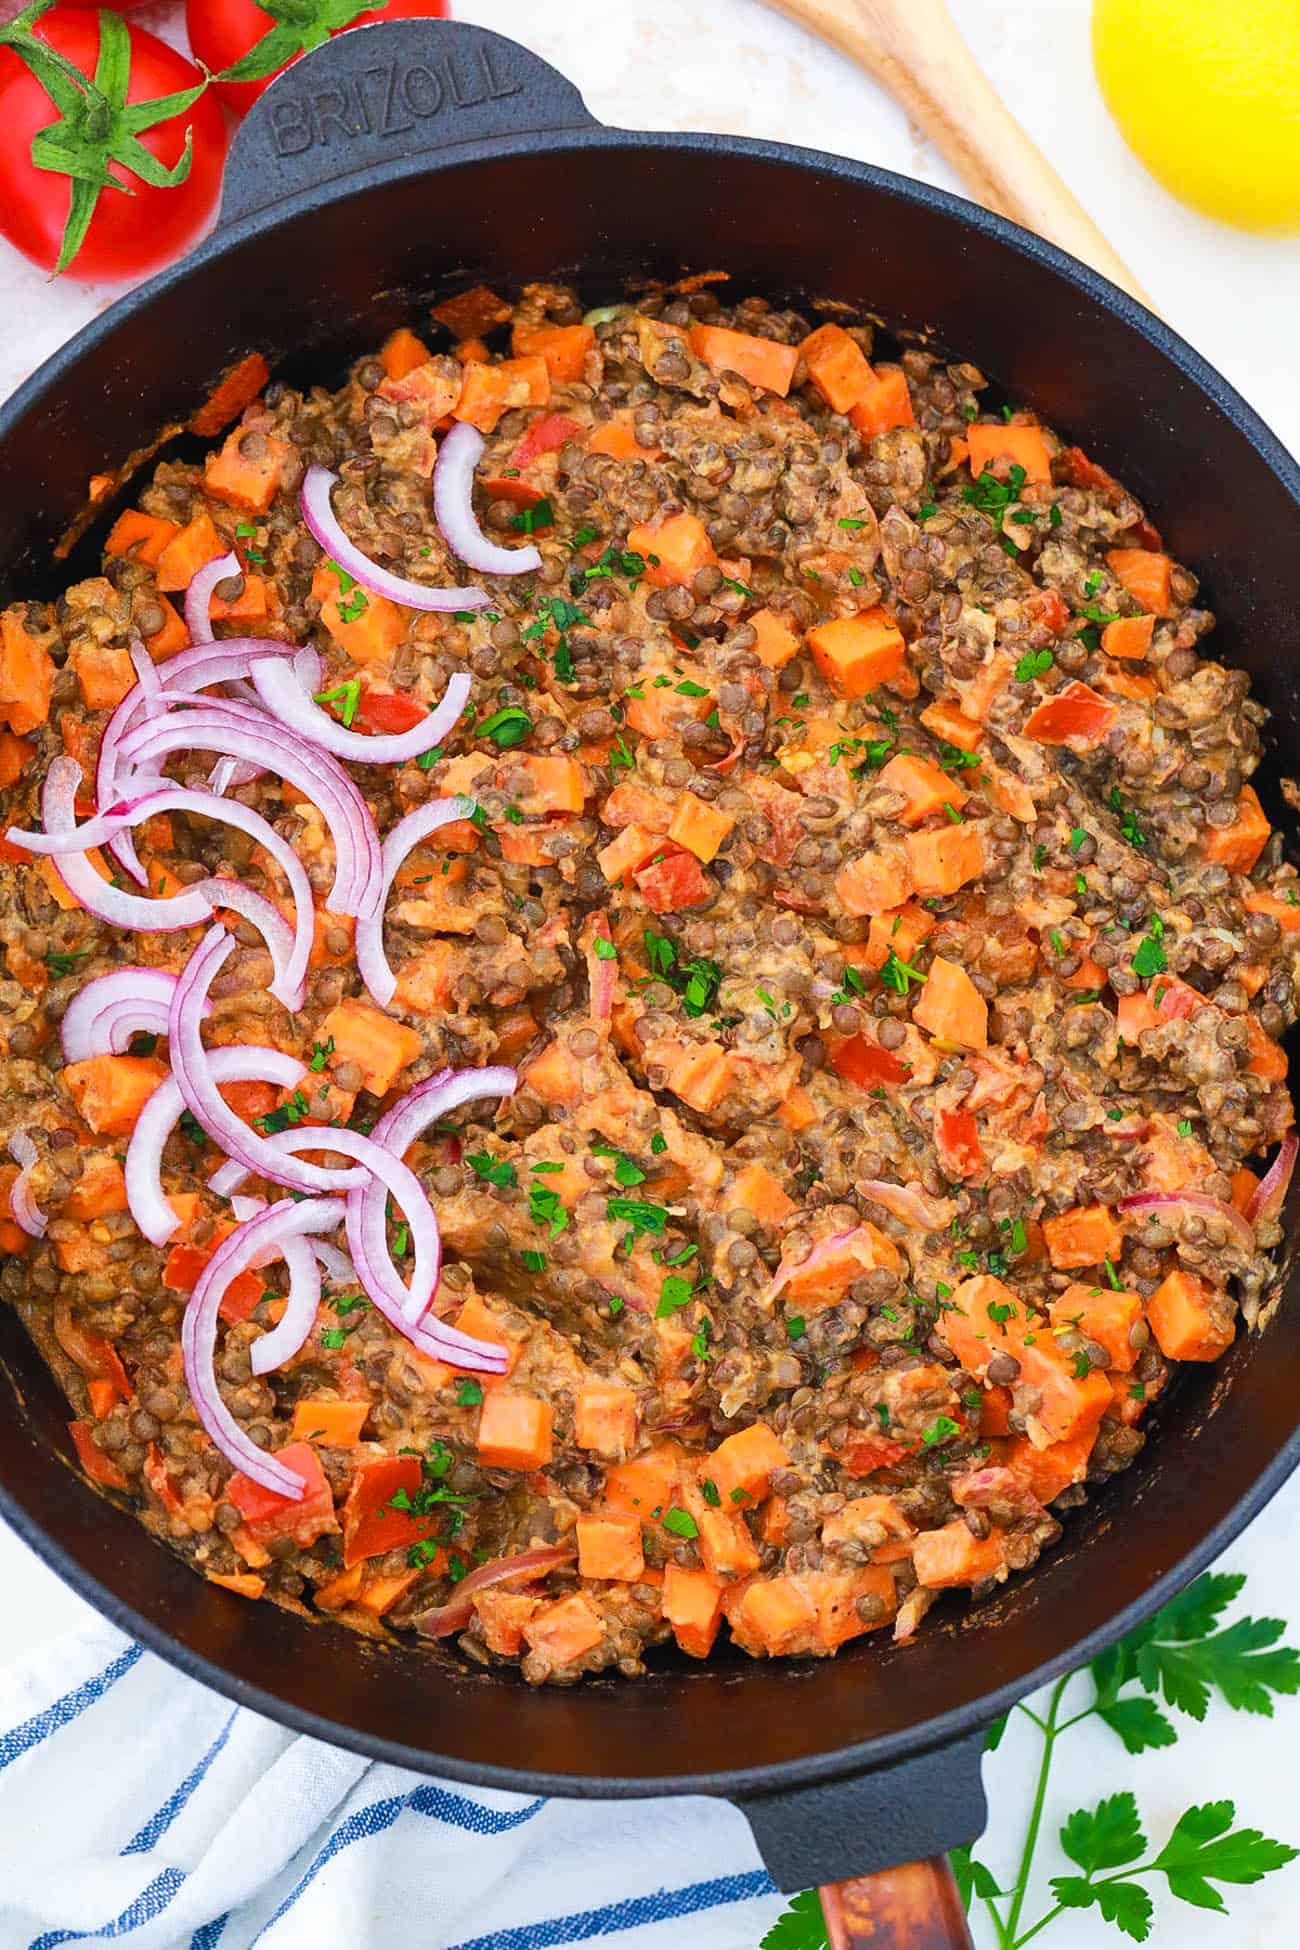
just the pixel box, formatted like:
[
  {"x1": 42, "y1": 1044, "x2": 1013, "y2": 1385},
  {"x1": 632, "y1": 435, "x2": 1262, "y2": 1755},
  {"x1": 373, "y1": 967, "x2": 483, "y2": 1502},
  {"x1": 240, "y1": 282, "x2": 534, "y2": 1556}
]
[
  {"x1": 465, "y1": 1149, "x2": 516, "y2": 1190},
  {"x1": 759, "y1": 1889, "x2": 829, "y2": 1950}
]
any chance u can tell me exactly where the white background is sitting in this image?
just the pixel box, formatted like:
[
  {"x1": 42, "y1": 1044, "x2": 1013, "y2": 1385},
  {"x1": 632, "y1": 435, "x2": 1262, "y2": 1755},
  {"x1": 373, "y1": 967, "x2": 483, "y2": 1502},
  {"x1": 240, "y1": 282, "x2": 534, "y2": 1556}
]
[{"x1": 2, "y1": 2, "x2": 1299, "y2": 1944}]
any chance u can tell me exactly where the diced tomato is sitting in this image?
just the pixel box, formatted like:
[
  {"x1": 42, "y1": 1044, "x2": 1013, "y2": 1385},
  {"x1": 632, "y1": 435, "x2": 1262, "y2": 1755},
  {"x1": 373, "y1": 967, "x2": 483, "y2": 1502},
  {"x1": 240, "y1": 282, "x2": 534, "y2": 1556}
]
[
  {"x1": 1031, "y1": 588, "x2": 1070, "y2": 635},
  {"x1": 634, "y1": 849, "x2": 711, "y2": 913},
  {"x1": 1154, "y1": 978, "x2": 1204, "y2": 1022},
  {"x1": 226, "y1": 1442, "x2": 337, "y2": 1546},
  {"x1": 162, "y1": 1242, "x2": 264, "y2": 1324},
  {"x1": 934, "y1": 1106, "x2": 985, "y2": 1180},
  {"x1": 841, "y1": 1433, "x2": 912, "y2": 1477},
  {"x1": 355, "y1": 688, "x2": 428, "y2": 736},
  {"x1": 828, "y1": 1032, "x2": 909, "y2": 1091},
  {"x1": 509, "y1": 412, "x2": 585, "y2": 470},
  {"x1": 1022, "y1": 681, "x2": 1116, "y2": 749},
  {"x1": 340, "y1": 1454, "x2": 439, "y2": 1568}
]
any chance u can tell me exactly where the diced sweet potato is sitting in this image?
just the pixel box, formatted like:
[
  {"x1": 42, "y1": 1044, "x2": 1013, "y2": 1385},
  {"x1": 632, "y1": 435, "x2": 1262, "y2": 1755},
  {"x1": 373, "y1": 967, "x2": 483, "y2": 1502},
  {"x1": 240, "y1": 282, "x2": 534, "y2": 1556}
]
[
  {"x1": 476, "y1": 1390, "x2": 554, "y2": 1470},
  {"x1": 626, "y1": 513, "x2": 716, "y2": 588},
  {"x1": 913, "y1": 1519, "x2": 1008, "y2": 1588},
  {"x1": 728, "y1": 1163, "x2": 795, "y2": 1229},
  {"x1": 289, "y1": 1399, "x2": 370, "y2": 1446},
  {"x1": 835, "y1": 849, "x2": 914, "y2": 916},
  {"x1": 155, "y1": 510, "x2": 225, "y2": 591},
  {"x1": 1147, "y1": 1268, "x2": 1235, "y2": 1362},
  {"x1": 821, "y1": 1494, "x2": 915, "y2": 1551},
  {"x1": 1004, "y1": 1430, "x2": 1095, "y2": 1503},
  {"x1": 1245, "y1": 1013, "x2": 1288, "y2": 1080},
  {"x1": 1049, "y1": 1284, "x2": 1142, "y2": 1373},
  {"x1": 0, "y1": 608, "x2": 55, "y2": 735},
  {"x1": 1043, "y1": 1204, "x2": 1123, "y2": 1270},
  {"x1": 906, "y1": 822, "x2": 984, "y2": 896},
  {"x1": 967, "y1": 424, "x2": 1052, "y2": 485},
  {"x1": 205, "y1": 428, "x2": 290, "y2": 514},
  {"x1": 864, "y1": 901, "x2": 935, "y2": 972},
  {"x1": 105, "y1": 509, "x2": 179, "y2": 566},
  {"x1": 807, "y1": 608, "x2": 906, "y2": 698},
  {"x1": 1102, "y1": 614, "x2": 1155, "y2": 660},
  {"x1": 474, "y1": 1587, "x2": 540, "y2": 1657},
  {"x1": 62, "y1": 1153, "x2": 128, "y2": 1221},
  {"x1": 521, "y1": 1592, "x2": 604, "y2": 1667},
  {"x1": 810, "y1": 1566, "x2": 898, "y2": 1647},
  {"x1": 603, "y1": 1441, "x2": 683, "y2": 1524},
  {"x1": 453, "y1": 355, "x2": 550, "y2": 434},
  {"x1": 61, "y1": 1055, "x2": 168, "y2": 1137},
  {"x1": 688, "y1": 323, "x2": 799, "y2": 396},
  {"x1": 727, "y1": 1575, "x2": 818, "y2": 1654},
  {"x1": 505, "y1": 753, "x2": 586, "y2": 816},
  {"x1": 311, "y1": 562, "x2": 407, "y2": 664},
  {"x1": 686, "y1": 1488, "x2": 762, "y2": 1580},
  {"x1": 1107, "y1": 547, "x2": 1173, "y2": 616},
  {"x1": 667, "y1": 793, "x2": 734, "y2": 863},
  {"x1": 878, "y1": 752, "x2": 968, "y2": 826},
  {"x1": 576, "y1": 1513, "x2": 645, "y2": 1582},
  {"x1": 574, "y1": 1381, "x2": 639, "y2": 1459},
  {"x1": 749, "y1": 607, "x2": 801, "y2": 670},
  {"x1": 380, "y1": 327, "x2": 431, "y2": 379},
  {"x1": 919, "y1": 698, "x2": 984, "y2": 750},
  {"x1": 453, "y1": 1292, "x2": 519, "y2": 1374},
  {"x1": 847, "y1": 367, "x2": 915, "y2": 442},
  {"x1": 703, "y1": 1423, "x2": 790, "y2": 1504},
  {"x1": 317, "y1": 998, "x2": 422, "y2": 1097},
  {"x1": 1201, "y1": 785, "x2": 1270, "y2": 874},
  {"x1": 511, "y1": 322, "x2": 595, "y2": 384},
  {"x1": 1245, "y1": 890, "x2": 1300, "y2": 933},
  {"x1": 662, "y1": 1563, "x2": 725, "y2": 1658},
  {"x1": 911, "y1": 954, "x2": 987, "y2": 1049},
  {"x1": 799, "y1": 323, "x2": 873, "y2": 415}
]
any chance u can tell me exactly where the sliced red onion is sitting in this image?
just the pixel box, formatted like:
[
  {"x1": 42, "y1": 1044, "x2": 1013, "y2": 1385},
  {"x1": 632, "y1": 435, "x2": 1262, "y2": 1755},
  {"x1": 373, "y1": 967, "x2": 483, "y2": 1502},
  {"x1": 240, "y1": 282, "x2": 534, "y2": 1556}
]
[
  {"x1": 8, "y1": 1133, "x2": 46, "y2": 1239},
  {"x1": 857, "y1": 1179, "x2": 957, "y2": 1233},
  {"x1": 312, "y1": 1239, "x2": 356, "y2": 1286},
  {"x1": 35, "y1": 760, "x2": 213, "y2": 932},
  {"x1": 301, "y1": 465, "x2": 490, "y2": 612},
  {"x1": 169, "y1": 928, "x2": 365, "y2": 1196},
  {"x1": 1246, "y1": 1133, "x2": 1298, "y2": 1227},
  {"x1": 249, "y1": 1232, "x2": 322, "y2": 1377},
  {"x1": 250, "y1": 655, "x2": 470, "y2": 767},
  {"x1": 128, "y1": 639, "x2": 165, "y2": 719},
  {"x1": 355, "y1": 796, "x2": 477, "y2": 1007},
  {"x1": 185, "y1": 550, "x2": 241, "y2": 646},
  {"x1": 369, "y1": 1064, "x2": 517, "y2": 1165},
  {"x1": 433, "y1": 422, "x2": 544, "y2": 577},
  {"x1": 413, "y1": 1547, "x2": 575, "y2": 1638},
  {"x1": 230, "y1": 1195, "x2": 267, "y2": 1223},
  {"x1": 183, "y1": 1197, "x2": 347, "y2": 1498},
  {"x1": 10, "y1": 784, "x2": 313, "y2": 1011},
  {"x1": 586, "y1": 916, "x2": 615, "y2": 1022},
  {"x1": 199, "y1": 873, "x2": 310, "y2": 1013},
  {"x1": 1116, "y1": 1188, "x2": 1256, "y2": 1254},
  {"x1": 119, "y1": 710, "x2": 382, "y2": 917},
  {"x1": 761, "y1": 1226, "x2": 863, "y2": 1309},
  {"x1": 60, "y1": 968, "x2": 195, "y2": 1063},
  {"x1": 125, "y1": 1044, "x2": 306, "y2": 1246}
]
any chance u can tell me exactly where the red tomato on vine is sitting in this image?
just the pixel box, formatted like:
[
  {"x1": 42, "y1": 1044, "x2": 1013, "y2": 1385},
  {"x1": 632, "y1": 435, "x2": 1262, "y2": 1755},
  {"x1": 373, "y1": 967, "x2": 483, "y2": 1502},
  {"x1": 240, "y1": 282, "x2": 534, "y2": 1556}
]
[
  {"x1": 0, "y1": 6, "x2": 226, "y2": 278},
  {"x1": 187, "y1": 1, "x2": 452, "y2": 118}
]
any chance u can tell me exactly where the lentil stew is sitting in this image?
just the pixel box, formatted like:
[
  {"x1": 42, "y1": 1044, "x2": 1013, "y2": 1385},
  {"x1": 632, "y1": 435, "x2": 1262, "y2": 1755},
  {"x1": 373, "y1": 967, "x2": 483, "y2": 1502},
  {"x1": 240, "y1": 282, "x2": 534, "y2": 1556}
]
[{"x1": 1, "y1": 280, "x2": 1294, "y2": 1685}]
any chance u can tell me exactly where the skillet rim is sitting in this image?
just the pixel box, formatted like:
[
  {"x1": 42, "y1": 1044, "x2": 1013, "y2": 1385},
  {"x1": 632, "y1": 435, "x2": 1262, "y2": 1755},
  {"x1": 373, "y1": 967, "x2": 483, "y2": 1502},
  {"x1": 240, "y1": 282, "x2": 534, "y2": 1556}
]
[{"x1": 2, "y1": 121, "x2": 1299, "y2": 1800}]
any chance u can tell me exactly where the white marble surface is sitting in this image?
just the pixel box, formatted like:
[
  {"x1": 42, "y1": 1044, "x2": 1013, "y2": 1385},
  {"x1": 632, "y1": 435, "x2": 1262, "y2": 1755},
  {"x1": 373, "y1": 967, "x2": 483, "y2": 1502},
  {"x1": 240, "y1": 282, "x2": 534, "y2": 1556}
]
[{"x1": 2, "y1": 2, "x2": 1299, "y2": 1943}]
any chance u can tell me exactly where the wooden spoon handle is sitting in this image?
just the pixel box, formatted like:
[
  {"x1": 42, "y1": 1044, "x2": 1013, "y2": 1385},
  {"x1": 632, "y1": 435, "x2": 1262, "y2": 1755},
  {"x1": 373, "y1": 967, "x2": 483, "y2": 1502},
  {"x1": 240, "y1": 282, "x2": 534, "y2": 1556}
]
[
  {"x1": 820, "y1": 1856, "x2": 975, "y2": 1949},
  {"x1": 759, "y1": 0, "x2": 1154, "y2": 309}
]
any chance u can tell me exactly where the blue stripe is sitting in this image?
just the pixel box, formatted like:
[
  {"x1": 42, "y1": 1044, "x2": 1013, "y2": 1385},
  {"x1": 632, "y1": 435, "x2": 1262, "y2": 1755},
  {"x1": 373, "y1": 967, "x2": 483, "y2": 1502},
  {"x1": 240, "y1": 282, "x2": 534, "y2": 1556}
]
[
  {"x1": 123, "y1": 1710, "x2": 237, "y2": 1856},
  {"x1": 28, "y1": 1868, "x2": 185, "y2": 1950},
  {"x1": 0, "y1": 1645, "x2": 142, "y2": 1773},
  {"x1": 444, "y1": 1870, "x2": 776, "y2": 1950},
  {"x1": 189, "y1": 1919, "x2": 228, "y2": 1950},
  {"x1": 249, "y1": 1785, "x2": 544, "y2": 1944}
]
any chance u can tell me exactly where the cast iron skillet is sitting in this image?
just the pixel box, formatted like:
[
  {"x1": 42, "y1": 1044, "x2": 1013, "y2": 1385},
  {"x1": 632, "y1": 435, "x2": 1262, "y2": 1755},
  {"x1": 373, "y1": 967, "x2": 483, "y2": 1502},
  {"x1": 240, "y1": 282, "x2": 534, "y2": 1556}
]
[{"x1": 2, "y1": 22, "x2": 1299, "y2": 1945}]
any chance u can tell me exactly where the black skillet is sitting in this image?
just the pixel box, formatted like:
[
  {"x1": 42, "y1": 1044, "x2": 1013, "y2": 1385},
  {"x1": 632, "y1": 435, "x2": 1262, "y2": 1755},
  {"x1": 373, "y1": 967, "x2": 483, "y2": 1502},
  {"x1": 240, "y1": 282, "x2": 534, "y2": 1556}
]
[{"x1": 2, "y1": 22, "x2": 1298, "y2": 1948}]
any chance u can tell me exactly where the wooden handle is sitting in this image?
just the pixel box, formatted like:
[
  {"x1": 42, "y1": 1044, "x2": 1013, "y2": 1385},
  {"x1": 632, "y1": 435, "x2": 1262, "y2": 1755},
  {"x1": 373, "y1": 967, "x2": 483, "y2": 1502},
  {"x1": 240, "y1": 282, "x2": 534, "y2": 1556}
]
[
  {"x1": 820, "y1": 1856, "x2": 974, "y2": 1949},
  {"x1": 759, "y1": 0, "x2": 1154, "y2": 310}
]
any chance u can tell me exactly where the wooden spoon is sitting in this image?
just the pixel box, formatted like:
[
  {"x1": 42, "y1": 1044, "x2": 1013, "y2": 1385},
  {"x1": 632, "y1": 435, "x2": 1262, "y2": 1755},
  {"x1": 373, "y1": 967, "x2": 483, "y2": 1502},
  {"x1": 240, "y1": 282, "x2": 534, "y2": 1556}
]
[{"x1": 760, "y1": 0, "x2": 1154, "y2": 309}]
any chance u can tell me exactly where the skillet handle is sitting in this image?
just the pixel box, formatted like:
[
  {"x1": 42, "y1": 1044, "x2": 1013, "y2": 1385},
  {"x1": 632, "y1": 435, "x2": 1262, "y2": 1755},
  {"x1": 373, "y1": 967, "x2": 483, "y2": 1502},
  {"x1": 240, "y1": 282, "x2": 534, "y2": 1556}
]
[
  {"x1": 821, "y1": 1858, "x2": 973, "y2": 1949},
  {"x1": 219, "y1": 19, "x2": 597, "y2": 228}
]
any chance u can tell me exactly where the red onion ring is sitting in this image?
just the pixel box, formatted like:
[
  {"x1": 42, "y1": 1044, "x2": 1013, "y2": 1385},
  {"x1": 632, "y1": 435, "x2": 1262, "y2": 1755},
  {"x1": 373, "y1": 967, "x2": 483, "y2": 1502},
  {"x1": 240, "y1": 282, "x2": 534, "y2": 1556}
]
[
  {"x1": 125, "y1": 1043, "x2": 306, "y2": 1245},
  {"x1": 36, "y1": 760, "x2": 214, "y2": 932},
  {"x1": 248, "y1": 1230, "x2": 322, "y2": 1377},
  {"x1": 170, "y1": 928, "x2": 366, "y2": 1197},
  {"x1": 1116, "y1": 1188, "x2": 1256, "y2": 1254},
  {"x1": 128, "y1": 639, "x2": 165, "y2": 719},
  {"x1": 354, "y1": 796, "x2": 477, "y2": 1007},
  {"x1": 433, "y1": 423, "x2": 544, "y2": 577},
  {"x1": 8, "y1": 1133, "x2": 46, "y2": 1239},
  {"x1": 1247, "y1": 1132, "x2": 1298, "y2": 1227},
  {"x1": 185, "y1": 550, "x2": 241, "y2": 646},
  {"x1": 183, "y1": 1196, "x2": 347, "y2": 1497},
  {"x1": 250, "y1": 655, "x2": 471, "y2": 768},
  {"x1": 60, "y1": 968, "x2": 192, "y2": 1063},
  {"x1": 301, "y1": 465, "x2": 490, "y2": 612},
  {"x1": 312, "y1": 1239, "x2": 356, "y2": 1286},
  {"x1": 857, "y1": 1179, "x2": 957, "y2": 1232},
  {"x1": 119, "y1": 709, "x2": 382, "y2": 918},
  {"x1": 586, "y1": 916, "x2": 615, "y2": 1022},
  {"x1": 413, "y1": 1547, "x2": 575, "y2": 1639},
  {"x1": 9, "y1": 784, "x2": 313, "y2": 1011}
]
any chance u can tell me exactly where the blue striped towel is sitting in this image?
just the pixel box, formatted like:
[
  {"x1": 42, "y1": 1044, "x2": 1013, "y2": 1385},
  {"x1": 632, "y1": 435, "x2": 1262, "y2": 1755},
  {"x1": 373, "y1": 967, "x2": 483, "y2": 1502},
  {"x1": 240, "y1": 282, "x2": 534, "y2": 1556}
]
[{"x1": 0, "y1": 1621, "x2": 784, "y2": 1948}]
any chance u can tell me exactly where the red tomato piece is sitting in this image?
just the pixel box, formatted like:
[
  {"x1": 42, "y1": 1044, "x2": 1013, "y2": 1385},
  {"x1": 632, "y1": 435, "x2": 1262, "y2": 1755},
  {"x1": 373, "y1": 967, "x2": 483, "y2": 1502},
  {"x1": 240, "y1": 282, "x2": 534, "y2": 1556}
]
[
  {"x1": 188, "y1": 1, "x2": 451, "y2": 117},
  {"x1": 355, "y1": 688, "x2": 429, "y2": 735},
  {"x1": 509, "y1": 413, "x2": 586, "y2": 470},
  {"x1": 0, "y1": 13, "x2": 226, "y2": 278},
  {"x1": 341, "y1": 1454, "x2": 439, "y2": 1567},
  {"x1": 226, "y1": 1443, "x2": 337, "y2": 1545},
  {"x1": 1021, "y1": 681, "x2": 1116, "y2": 749},
  {"x1": 634, "y1": 850, "x2": 711, "y2": 913},
  {"x1": 934, "y1": 1106, "x2": 986, "y2": 1181},
  {"x1": 162, "y1": 1243, "x2": 264, "y2": 1324},
  {"x1": 840, "y1": 1434, "x2": 913, "y2": 1477},
  {"x1": 828, "y1": 1032, "x2": 910, "y2": 1091}
]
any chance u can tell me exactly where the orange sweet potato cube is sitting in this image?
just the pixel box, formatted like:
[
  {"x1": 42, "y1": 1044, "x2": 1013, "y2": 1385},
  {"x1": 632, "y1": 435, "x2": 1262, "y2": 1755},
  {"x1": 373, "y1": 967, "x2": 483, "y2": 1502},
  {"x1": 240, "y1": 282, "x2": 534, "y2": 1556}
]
[
  {"x1": 476, "y1": 1391, "x2": 554, "y2": 1471},
  {"x1": 576, "y1": 1513, "x2": 645, "y2": 1582},
  {"x1": 574, "y1": 1382, "x2": 639, "y2": 1458},
  {"x1": 662, "y1": 1564, "x2": 725, "y2": 1658}
]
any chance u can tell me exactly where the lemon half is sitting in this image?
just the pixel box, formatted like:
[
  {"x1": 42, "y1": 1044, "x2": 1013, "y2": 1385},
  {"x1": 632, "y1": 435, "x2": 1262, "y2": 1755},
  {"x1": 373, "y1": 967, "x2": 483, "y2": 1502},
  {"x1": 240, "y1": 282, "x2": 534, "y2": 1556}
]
[{"x1": 1093, "y1": 0, "x2": 1300, "y2": 234}]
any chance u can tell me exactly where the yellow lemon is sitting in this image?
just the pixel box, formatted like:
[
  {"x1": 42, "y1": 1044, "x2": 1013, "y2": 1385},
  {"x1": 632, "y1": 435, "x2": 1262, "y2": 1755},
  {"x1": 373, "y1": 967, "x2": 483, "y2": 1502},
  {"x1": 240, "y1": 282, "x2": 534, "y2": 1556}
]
[{"x1": 1093, "y1": 0, "x2": 1300, "y2": 233}]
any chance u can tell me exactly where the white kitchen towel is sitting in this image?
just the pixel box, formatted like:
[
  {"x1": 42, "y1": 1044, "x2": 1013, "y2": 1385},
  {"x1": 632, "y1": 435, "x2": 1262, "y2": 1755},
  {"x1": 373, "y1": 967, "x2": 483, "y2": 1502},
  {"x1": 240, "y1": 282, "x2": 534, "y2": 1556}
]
[{"x1": 0, "y1": 1621, "x2": 784, "y2": 1949}]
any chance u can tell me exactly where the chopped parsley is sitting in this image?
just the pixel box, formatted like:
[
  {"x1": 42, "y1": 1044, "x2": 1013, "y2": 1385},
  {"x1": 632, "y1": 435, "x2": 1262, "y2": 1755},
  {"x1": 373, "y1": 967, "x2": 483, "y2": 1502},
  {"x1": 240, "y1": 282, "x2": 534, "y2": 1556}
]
[
  {"x1": 1178, "y1": 1118, "x2": 1193, "y2": 1138},
  {"x1": 314, "y1": 679, "x2": 361, "y2": 728},
  {"x1": 786, "y1": 1314, "x2": 806, "y2": 1341},
  {"x1": 700, "y1": 1477, "x2": 721, "y2": 1508},
  {"x1": 510, "y1": 497, "x2": 553, "y2": 534},
  {"x1": 465, "y1": 1150, "x2": 516, "y2": 1190},
  {"x1": 528, "y1": 1182, "x2": 569, "y2": 1237},
  {"x1": 1132, "y1": 914, "x2": 1167, "y2": 980},
  {"x1": 1015, "y1": 647, "x2": 1054, "y2": 683},
  {"x1": 455, "y1": 1379, "x2": 484, "y2": 1408},
  {"x1": 643, "y1": 928, "x2": 721, "y2": 1018},
  {"x1": 650, "y1": 1131, "x2": 667, "y2": 1156},
  {"x1": 963, "y1": 461, "x2": 1027, "y2": 520},
  {"x1": 922, "y1": 1415, "x2": 961, "y2": 1447},
  {"x1": 656, "y1": 1273, "x2": 695, "y2": 1318},
  {"x1": 478, "y1": 706, "x2": 532, "y2": 750},
  {"x1": 309, "y1": 1036, "x2": 335, "y2": 1073},
  {"x1": 520, "y1": 1248, "x2": 546, "y2": 1273},
  {"x1": 593, "y1": 935, "x2": 618, "y2": 961},
  {"x1": 44, "y1": 948, "x2": 90, "y2": 978},
  {"x1": 607, "y1": 1196, "x2": 668, "y2": 1238},
  {"x1": 662, "y1": 1507, "x2": 699, "y2": 1540},
  {"x1": 880, "y1": 948, "x2": 927, "y2": 995}
]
